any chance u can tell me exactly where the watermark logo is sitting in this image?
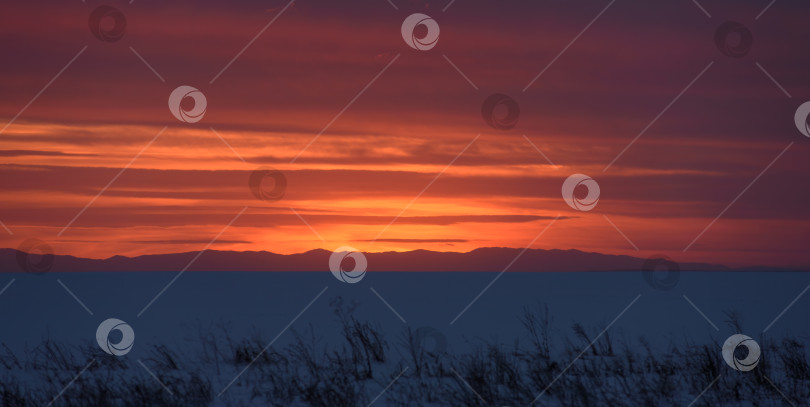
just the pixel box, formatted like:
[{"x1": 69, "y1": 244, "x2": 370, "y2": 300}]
[
  {"x1": 714, "y1": 21, "x2": 753, "y2": 58},
  {"x1": 88, "y1": 6, "x2": 127, "y2": 43},
  {"x1": 562, "y1": 174, "x2": 600, "y2": 211},
  {"x1": 401, "y1": 13, "x2": 440, "y2": 51},
  {"x1": 15, "y1": 239, "x2": 54, "y2": 275},
  {"x1": 642, "y1": 255, "x2": 680, "y2": 291},
  {"x1": 249, "y1": 167, "x2": 287, "y2": 202},
  {"x1": 96, "y1": 318, "x2": 135, "y2": 357},
  {"x1": 416, "y1": 327, "x2": 447, "y2": 355},
  {"x1": 329, "y1": 246, "x2": 367, "y2": 284},
  {"x1": 722, "y1": 334, "x2": 760, "y2": 372},
  {"x1": 794, "y1": 101, "x2": 810, "y2": 137},
  {"x1": 481, "y1": 94, "x2": 520, "y2": 130},
  {"x1": 168, "y1": 86, "x2": 207, "y2": 123}
]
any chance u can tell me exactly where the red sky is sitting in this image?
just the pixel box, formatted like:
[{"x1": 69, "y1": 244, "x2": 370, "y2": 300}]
[{"x1": 1, "y1": 0, "x2": 809, "y2": 268}]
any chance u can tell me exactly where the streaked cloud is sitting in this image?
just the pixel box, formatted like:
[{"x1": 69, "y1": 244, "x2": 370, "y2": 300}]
[{"x1": 0, "y1": 0, "x2": 808, "y2": 267}]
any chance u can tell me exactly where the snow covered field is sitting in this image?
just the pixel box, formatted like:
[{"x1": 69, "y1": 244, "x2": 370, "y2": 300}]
[{"x1": 1, "y1": 270, "x2": 808, "y2": 405}]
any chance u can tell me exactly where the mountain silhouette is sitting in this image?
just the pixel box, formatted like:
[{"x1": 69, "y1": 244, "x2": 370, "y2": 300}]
[{"x1": 0, "y1": 247, "x2": 739, "y2": 272}]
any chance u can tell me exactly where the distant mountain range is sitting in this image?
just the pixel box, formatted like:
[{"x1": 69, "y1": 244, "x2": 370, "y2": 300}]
[{"x1": 0, "y1": 247, "x2": 762, "y2": 273}]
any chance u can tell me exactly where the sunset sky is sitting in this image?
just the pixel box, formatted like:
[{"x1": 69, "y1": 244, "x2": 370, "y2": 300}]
[{"x1": 1, "y1": 0, "x2": 809, "y2": 268}]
